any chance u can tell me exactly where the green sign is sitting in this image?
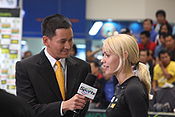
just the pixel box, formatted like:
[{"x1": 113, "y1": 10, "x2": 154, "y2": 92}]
[
  {"x1": 0, "y1": 8, "x2": 20, "y2": 17},
  {"x1": 86, "y1": 109, "x2": 175, "y2": 117}
]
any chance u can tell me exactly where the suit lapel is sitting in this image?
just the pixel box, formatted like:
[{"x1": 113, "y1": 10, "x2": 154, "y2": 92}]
[
  {"x1": 37, "y1": 50, "x2": 62, "y2": 99},
  {"x1": 66, "y1": 57, "x2": 79, "y2": 99}
]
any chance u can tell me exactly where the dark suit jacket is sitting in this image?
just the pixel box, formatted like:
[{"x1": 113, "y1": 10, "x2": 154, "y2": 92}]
[
  {"x1": 0, "y1": 89, "x2": 34, "y2": 117},
  {"x1": 15, "y1": 49, "x2": 91, "y2": 117}
]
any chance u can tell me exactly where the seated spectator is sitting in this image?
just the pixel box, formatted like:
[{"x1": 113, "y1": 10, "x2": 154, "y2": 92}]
[
  {"x1": 154, "y1": 10, "x2": 169, "y2": 32},
  {"x1": 22, "y1": 51, "x2": 32, "y2": 59},
  {"x1": 138, "y1": 31, "x2": 156, "y2": 59},
  {"x1": 154, "y1": 32, "x2": 167, "y2": 64},
  {"x1": 143, "y1": 18, "x2": 157, "y2": 42},
  {"x1": 93, "y1": 74, "x2": 117, "y2": 109},
  {"x1": 165, "y1": 34, "x2": 175, "y2": 61},
  {"x1": 153, "y1": 49, "x2": 175, "y2": 91},
  {"x1": 152, "y1": 49, "x2": 175, "y2": 112},
  {"x1": 155, "y1": 23, "x2": 172, "y2": 45},
  {"x1": 139, "y1": 49, "x2": 154, "y2": 81}
]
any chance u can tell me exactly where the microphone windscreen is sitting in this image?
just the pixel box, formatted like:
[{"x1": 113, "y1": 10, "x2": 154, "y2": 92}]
[{"x1": 84, "y1": 73, "x2": 97, "y2": 86}]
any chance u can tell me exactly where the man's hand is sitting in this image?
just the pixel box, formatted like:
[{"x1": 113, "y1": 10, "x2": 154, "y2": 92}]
[{"x1": 62, "y1": 94, "x2": 87, "y2": 112}]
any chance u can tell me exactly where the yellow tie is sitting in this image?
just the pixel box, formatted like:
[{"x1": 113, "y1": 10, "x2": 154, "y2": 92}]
[{"x1": 55, "y1": 61, "x2": 65, "y2": 100}]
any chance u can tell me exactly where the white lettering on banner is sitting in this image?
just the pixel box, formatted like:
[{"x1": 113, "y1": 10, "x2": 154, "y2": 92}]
[{"x1": 77, "y1": 83, "x2": 97, "y2": 100}]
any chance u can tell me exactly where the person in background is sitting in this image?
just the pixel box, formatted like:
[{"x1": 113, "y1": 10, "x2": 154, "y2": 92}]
[
  {"x1": 120, "y1": 27, "x2": 136, "y2": 40},
  {"x1": 152, "y1": 49, "x2": 175, "y2": 112},
  {"x1": 155, "y1": 23, "x2": 172, "y2": 45},
  {"x1": 138, "y1": 31, "x2": 156, "y2": 60},
  {"x1": 153, "y1": 49, "x2": 175, "y2": 90},
  {"x1": 16, "y1": 14, "x2": 91, "y2": 117},
  {"x1": 88, "y1": 61, "x2": 103, "y2": 109},
  {"x1": 120, "y1": 28, "x2": 131, "y2": 35},
  {"x1": 0, "y1": 89, "x2": 34, "y2": 117},
  {"x1": 69, "y1": 44, "x2": 77, "y2": 56},
  {"x1": 139, "y1": 49, "x2": 154, "y2": 81},
  {"x1": 96, "y1": 74, "x2": 117, "y2": 109},
  {"x1": 154, "y1": 32, "x2": 167, "y2": 64},
  {"x1": 143, "y1": 18, "x2": 157, "y2": 42},
  {"x1": 89, "y1": 61, "x2": 103, "y2": 80},
  {"x1": 154, "y1": 10, "x2": 169, "y2": 32},
  {"x1": 22, "y1": 50, "x2": 32, "y2": 59},
  {"x1": 86, "y1": 48, "x2": 101, "y2": 63},
  {"x1": 165, "y1": 34, "x2": 175, "y2": 61},
  {"x1": 102, "y1": 34, "x2": 151, "y2": 117}
]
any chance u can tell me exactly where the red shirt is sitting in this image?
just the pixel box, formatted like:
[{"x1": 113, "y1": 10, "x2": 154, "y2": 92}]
[{"x1": 138, "y1": 41, "x2": 156, "y2": 52}]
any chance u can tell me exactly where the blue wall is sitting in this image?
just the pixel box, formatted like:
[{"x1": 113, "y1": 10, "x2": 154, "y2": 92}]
[{"x1": 23, "y1": 0, "x2": 86, "y2": 38}]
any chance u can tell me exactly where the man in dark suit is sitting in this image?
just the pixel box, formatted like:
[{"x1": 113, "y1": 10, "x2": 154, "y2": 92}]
[
  {"x1": 0, "y1": 89, "x2": 34, "y2": 117},
  {"x1": 15, "y1": 14, "x2": 91, "y2": 117}
]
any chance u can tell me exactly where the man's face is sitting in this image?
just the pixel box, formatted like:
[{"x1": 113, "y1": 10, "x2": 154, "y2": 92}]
[
  {"x1": 157, "y1": 14, "x2": 165, "y2": 24},
  {"x1": 139, "y1": 51, "x2": 148, "y2": 64},
  {"x1": 160, "y1": 53, "x2": 171, "y2": 66},
  {"x1": 140, "y1": 34, "x2": 149, "y2": 45},
  {"x1": 161, "y1": 25, "x2": 168, "y2": 33},
  {"x1": 159, "y1": 36, "x2": 165, "y2": 45},
  {"x1": 165, "y1": 36, "x2": 175, "y2": 49},
  {"x1": 143, "y1": 21, "x2": 152, "y2": 31},
  {"x1": 43, "y1": 28, "x2": 73, "y2": 59}
]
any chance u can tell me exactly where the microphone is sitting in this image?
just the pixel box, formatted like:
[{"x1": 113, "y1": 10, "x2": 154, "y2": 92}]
[
  {"x1": 77, "y1": 73, "x2": 98, "y2": 100},
  {"x1": 73, "y1": 73, "x2": 98, "y2": 115}
]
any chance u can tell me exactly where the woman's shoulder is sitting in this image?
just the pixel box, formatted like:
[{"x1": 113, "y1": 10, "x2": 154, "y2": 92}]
[{"x1": 125, "y1": 76, "x2": 144, "y2": 95}]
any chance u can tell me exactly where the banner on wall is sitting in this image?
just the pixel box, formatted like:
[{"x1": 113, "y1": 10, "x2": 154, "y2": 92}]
[
  {"x1": 0, "y1": 16, "x2": 22, "y2": 94},
  {"x1": 0, "y1": 0, "x2": 17, "y2": 8}
]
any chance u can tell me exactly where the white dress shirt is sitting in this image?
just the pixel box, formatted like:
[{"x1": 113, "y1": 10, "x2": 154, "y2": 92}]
[{"x1": 44, "y1": 48, "x2": 67, "y2": 116}]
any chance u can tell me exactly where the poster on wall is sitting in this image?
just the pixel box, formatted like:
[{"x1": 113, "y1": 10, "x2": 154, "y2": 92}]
[
  {"x1": 0, "y1": 17, "x2": 21, "y2": 94},
  {"x1": 0, "y1": 0, "x2": 17, "y2": 8}
]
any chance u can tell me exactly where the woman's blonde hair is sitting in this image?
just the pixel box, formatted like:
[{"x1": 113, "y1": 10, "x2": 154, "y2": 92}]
[{"x1": 103, "y1": 34, "x2": 151, "y2": 96}]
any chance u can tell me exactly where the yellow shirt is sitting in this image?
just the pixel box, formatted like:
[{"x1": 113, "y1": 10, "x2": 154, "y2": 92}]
[{"x1": 153, "y1": 61, "x2": 175, "y2": 87}]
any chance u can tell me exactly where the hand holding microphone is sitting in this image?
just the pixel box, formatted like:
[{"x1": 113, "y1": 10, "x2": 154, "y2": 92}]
[{"x1": 62, "y1": 94, "x2": 87, "y2": 112}]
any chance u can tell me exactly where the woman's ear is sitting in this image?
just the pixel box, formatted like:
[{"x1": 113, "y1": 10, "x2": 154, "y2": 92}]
[{"x1": 123, "y1": 51, "x2": 129, "y2": 60}]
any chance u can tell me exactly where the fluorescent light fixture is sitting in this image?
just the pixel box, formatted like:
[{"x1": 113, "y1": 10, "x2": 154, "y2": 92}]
[
  {"x1": 77, "y1": 44, "x2": 86, "y2": 48},
  {"x1": 107, "y1": 19, "x2": 112, "y2": 22},
  {"x1": 89, "y1": 21, "x2": 103, "y2": 36}
]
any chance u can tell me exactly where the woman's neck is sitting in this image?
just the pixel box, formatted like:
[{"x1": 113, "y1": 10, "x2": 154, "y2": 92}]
[{"x1": 116, "y1": 70, "x2": 134, "y2": 84}]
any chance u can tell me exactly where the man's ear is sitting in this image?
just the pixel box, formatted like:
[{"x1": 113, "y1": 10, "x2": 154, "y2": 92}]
[{"x1": 42, "y1": 36, "x2": 49, "y2": 47}]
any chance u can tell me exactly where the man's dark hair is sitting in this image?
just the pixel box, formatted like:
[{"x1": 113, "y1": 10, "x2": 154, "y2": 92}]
[
  {"x1": 159, "y1": 32, "x2": 167, "y2": 39},
  {"x1": 159, "y1": 23, "x2": 172, "y2": 35},
  {"x1": 140, "y1": 31, "x2": 150, "y2": 38},
  {"x1": 156, "y1": 10, "x2": 166, "y2": 18},
  {"x1": 90, "y1": 61, "x2": 100, "y2": 68},
  {"x1": 72, "y1": 44, "x2": 77, "y2": 56},
  {"x1": 41, "y1": 14, "x2": 72, "y2": 38},
  {"x1": 143, "y1": 18, "x2": 153, "y2": 25},
  {"x1": 158, "y1": 49, "x2": 170, "y2": 58},
  {"x1": 120, "y1": 28, "x2": 130, "y2": 34},
  {"x1": 165, "y1": 34, "x2": 175, "y2": 40},
  {"x1": 140, "y1": 49, "x2": 149, "y2": 56}
]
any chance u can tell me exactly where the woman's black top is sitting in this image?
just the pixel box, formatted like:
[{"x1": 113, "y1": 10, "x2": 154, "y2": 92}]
[{"x1": 106, "y1": 76, "x2": 149, "y2": 117}]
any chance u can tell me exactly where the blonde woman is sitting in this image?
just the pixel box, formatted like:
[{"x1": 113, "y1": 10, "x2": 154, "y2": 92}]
[{"x1": 101, "y1": 34, "x2": 151, "y2": 117}]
